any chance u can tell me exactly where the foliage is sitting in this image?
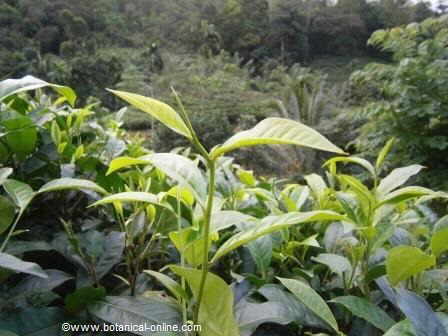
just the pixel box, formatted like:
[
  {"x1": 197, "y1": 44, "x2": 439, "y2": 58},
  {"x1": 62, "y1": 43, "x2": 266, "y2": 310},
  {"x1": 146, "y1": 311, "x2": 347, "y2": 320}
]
[{"x1": 352, "y1": 15, "x2": 448, "y2": 189}]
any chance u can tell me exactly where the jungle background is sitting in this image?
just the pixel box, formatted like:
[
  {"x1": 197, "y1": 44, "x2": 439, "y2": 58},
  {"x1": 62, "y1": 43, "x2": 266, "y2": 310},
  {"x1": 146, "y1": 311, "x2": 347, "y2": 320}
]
[{"x1": 2, "y1": 0, "x2": 447, "y2": 189}]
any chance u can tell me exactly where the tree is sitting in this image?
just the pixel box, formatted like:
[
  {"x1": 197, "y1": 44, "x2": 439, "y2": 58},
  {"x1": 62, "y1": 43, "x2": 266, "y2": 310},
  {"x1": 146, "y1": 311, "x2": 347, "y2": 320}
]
[{"x1": 351, "y1": 15, "x2": 448, "y2": 188}]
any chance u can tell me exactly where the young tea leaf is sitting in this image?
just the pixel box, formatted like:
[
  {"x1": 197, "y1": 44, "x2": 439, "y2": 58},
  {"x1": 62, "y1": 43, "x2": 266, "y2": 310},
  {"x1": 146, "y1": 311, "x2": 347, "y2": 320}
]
[
  {"x1": 107, "y1": 89, "x2": 192, "y2": 139},
  {"x1": 170, "y1": 266, "x2": 240, "y2": 336},
  {"x1": 386, "y1": 246, "x2": 435, "y2": 286},
  {"x1": 210, "y1": 117, "x2": 346, "y2": 159}
]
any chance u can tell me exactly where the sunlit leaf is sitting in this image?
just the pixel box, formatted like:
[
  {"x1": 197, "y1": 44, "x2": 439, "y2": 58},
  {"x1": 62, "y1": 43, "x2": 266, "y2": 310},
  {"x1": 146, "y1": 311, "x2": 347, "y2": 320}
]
[
  {"x1": 3, "y1": 179, "x2": 35, "y2": 211},
  {"x1": 38, "y1": 178, "x2": 108, "y2": 195},
  {"x1": 431, "y1": 228, "x2": 448, "y2": 258},
  {"x1": 107, "y1": 89, "x2": 192, "y2": 139},
  {"x1": 142, "y1": 153, "x2": 207, "y2": 204},
  {"x1": 0, "y1": 75, "x2": 76, "y2": 106},
  {"x1": 211, "y1": 211, "x2": 344, "y2": 262},
  {"x1": 106, "y1": 156, "x2": 151, "y2": 175},
  {"x1": 386, "y1": 246, "x2": 435, "y2": 286},
  {"x1": 377, "y1": 165, "x2": 424, "y2": 195},
  {"x1": 325, "y1": 156, "x2": 376, "y2": 177},
  {"x1": 170, "y1": 266, "x2": 240, "y2": 336},
  {"x1": 210, "y1": 118, "x2": 346, "y2": 159}
]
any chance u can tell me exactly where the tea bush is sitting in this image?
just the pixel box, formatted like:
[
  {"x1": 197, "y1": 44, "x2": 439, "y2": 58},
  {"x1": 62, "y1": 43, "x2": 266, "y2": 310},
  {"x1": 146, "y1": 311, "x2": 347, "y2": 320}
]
[{"x1": 0, "y1": 76, "x2": 447, "y2": 336}]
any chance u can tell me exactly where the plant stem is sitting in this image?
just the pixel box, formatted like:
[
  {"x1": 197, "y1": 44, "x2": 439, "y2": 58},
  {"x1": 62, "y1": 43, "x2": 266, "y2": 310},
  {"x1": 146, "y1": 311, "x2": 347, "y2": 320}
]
[{"x1": 193, "y1": 160, "x2": 216, "y2": 326}]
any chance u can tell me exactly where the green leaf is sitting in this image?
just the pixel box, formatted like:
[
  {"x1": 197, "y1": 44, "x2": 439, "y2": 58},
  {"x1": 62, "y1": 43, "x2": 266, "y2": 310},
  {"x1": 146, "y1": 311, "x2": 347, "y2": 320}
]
[
  {"x1": 331, "y1": 296, "x2": 395, "y2": 332},
  {"x1": 305, "y1": 174, "x2": 328, "y2": 200},
  {"x1": 90, "y1": 192, "x2": 168, "y2": 209},
  {"x1": 65, "y1": 286, "x2": 106, "y2": 314},
  {"x1": 277, "y1": 277, "x2": 339, "y2": 333},
  {"x1": 325, "y1": 156, "x2": 376, "y2": 177},
  {"x1": 211, "y1": 211, "x2": 256, "y2": 232},
  {"x1": 210, "y1": 117, "x2": 346, "y2": 159},
  {"x1": 257, "y1": 285, "x2": 329, "y2": 331},
  {"x1": 38, "y1": 178, "x2": 108, "y2": 195},
  {"x1": 3, "y1": 179, "x2": 35, "y2": 211},
  {"x1": 170, "y1": 266, "x2": 240, "y2": 336},
  {"x1": 377, "y1": 165, "x2": 424, "y2": 195},
  {"x1": 0, "y1": 75, "x2": 76, "y2": 106},
  {"x1": 312, "y1": 253, "x2": 352, "y2": 279},
  {"x1": 383, "y1": 320, "x2": 416, "y2": 336},
  {"x1": 376, "y1": 138, "x2": 395, "y2": 171},
  {"x1": 0, "y1": 196, "x2": 15, "y2": 235},
  {"x1": 0, "y1": 307, "x2": 66, "y2": 336},
  {"x1": 0, "y1": 167, "x2": 13, "y2": 186},
  {"x1": 107, "y1": 89, "x2": 192, "y2": 139},
  {"x1": 106, "y1": 156, "x2": 151, "y2": 175},
  {"x1": 211, "y1": 211, "x2": 344, "y2": 263},
  {"x1": 247, "y1": 235, "x2": 272, "y2": 275},
  {"x1": 379, "y1": 186, "x2": 433, "y2": 205},
  {"x1": 142, "y1": 153, "x2": 207, "y2": 204},
  {"x1": 2, "y1": 117, "x2": 37, "y2": 156},
  {"x1": 169, "y1": 227, "x2": 208, "y2": 267},
  {"x1": 386, "y1": 246, "x2": 436, "y2": 286},
  {"x1": 431, "y1": 228, "x2": 448, "y2": 258},
  {"x1": 88, "y1": 296, "x2": 182, "y2": 335},
  {"x1": 0, "y1": 252, "x2": 47, "y2": 278},
  {"x1": 144, "y1": 270, "x2": 188, "y2": 301}
]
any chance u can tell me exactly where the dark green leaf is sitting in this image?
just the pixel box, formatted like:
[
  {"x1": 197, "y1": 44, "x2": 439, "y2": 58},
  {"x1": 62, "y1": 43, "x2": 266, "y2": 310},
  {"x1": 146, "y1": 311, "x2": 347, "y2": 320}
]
[
  {"x1": 331, "y1": 296, "x2": 394, "y2": 331},
  {"x1": 0, "y1": 253, "x2": 47, "y2": 278}
]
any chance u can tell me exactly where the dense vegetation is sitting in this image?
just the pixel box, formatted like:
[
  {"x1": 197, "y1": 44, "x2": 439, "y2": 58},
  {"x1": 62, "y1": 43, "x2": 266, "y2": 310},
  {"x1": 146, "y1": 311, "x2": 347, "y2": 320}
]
[{"x1": 1, "y1": 1, "x2": 448, "y2": 336}]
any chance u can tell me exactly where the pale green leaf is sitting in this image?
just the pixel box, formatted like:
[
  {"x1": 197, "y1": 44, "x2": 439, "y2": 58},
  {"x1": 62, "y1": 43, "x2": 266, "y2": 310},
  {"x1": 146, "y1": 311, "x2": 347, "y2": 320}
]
[
  {"x1": 377, "y1": 165, "x2": 424, "y2": 195},
  {"x1": 106, "y1": 156, "x2": 151, "y2": 175},
  {"x1": 169, "y1": 228, "x2": 208, "y2": 267},
  {"x1": 325, "y1": 156, "x2": 376, "y2": 177},
  {"x1": 386, "y1": 246, "x2": 436, "y2": 286},
  {"x1": 142, "y1": 153, "x2": 207, "y2": 204},
  {"x1": 305, "y1": 174, "x2": 328, "y2": 199},
  {"x1": 38, "y1": 178, "x2": 108, "y2": 195},
  {"x1": 376, "y1": 138, "x2": 395, "y2": 171},
  {"x1": 3, "y1": 179, "x2": 35, "y2": 211},
  {"x1": 210, "y1": 118, "x2": 345, "y2": 159},
  {"x1": 170, "y1": 266, "x2": 240, "y2": 336},
  {"x1": 211, "y1": 211, "x2": 256, "y2": 232},
  {"x1": 107, "y1": 89, "x2": 192, "y2": 139},
  {"x1": 0, "y1": 75, "x2": 76, "y2": 106},
  {"x1": 431, "y1": 228, "x2": 448, "y2": 258},
  {"x1": 379, "y1": 186, "x2": 433, "y2": 205},
  {"x1": 211, "y1": 211, "x2": 344, "y2": 263},
  {"x1": 312, "y1": 253, "x2": 352, "y2": 279},
  {"x1": 278, "y1": 277, "x2": 339, "y2": 333},
  {"x1": 90, "y1": 192, "x2": 169, "y2": 209},
  {"x1": 0, "y1": 167, "x2": 13, "y2": 186},
  {"x1": 331, "y1": 296, "x2": 395, "y2": 331}
]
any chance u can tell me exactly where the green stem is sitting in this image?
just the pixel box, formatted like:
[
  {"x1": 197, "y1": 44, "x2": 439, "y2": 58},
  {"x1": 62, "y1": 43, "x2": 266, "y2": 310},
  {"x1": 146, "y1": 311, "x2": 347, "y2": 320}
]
[
  {"x1": 0, "y1": 210, "x2": 24, "y2": 253},
  {"x1": 176, "y1": 192, "x2": 188, "y2": 336},
  {"x1": 193, "y1": 160, "x2": 216, "y2": 326}
]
